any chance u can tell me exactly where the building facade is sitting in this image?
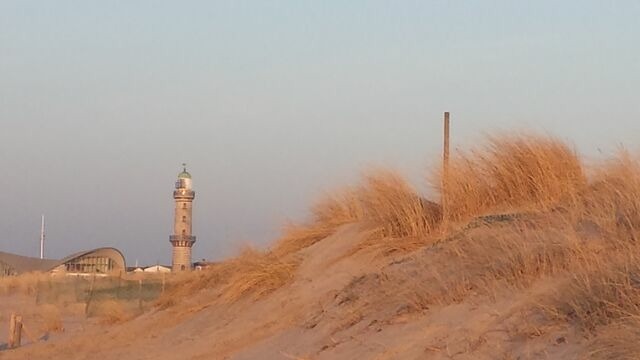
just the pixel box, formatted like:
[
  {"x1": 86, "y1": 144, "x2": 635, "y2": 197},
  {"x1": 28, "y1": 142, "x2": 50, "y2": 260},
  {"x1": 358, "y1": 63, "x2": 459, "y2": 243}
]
[
  {"x1": 0, "y1": 248, "x2": 126, "y2": 277},
  {"x1": 170, "y1": 165, "x2": 196, "y2": 271}
]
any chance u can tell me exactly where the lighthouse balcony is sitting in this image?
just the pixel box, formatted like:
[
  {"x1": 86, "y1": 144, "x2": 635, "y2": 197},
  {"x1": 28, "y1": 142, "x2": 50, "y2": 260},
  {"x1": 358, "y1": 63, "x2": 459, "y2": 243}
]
[
  {"x1": 173, "y1": 189, "x2": 195, "y2": 199},
  {"x1": 169, "y1": 235, "x2": 196, "y2": 246}
]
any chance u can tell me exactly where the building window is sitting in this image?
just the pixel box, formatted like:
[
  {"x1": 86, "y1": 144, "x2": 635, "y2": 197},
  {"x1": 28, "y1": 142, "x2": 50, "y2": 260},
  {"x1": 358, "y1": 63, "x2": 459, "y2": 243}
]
[
  {"x1": 182, "y1": 203, "x2": 187, "y2": 209},
  {"x1": 182, "y1": 216, "x2": 187, "y2": 223}
]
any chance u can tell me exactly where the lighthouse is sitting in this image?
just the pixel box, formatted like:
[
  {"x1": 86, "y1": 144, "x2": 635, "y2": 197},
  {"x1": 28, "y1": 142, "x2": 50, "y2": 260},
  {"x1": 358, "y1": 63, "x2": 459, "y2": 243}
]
[{"x1": 170, "y1": 164, "x2": 196, "y2": 271}]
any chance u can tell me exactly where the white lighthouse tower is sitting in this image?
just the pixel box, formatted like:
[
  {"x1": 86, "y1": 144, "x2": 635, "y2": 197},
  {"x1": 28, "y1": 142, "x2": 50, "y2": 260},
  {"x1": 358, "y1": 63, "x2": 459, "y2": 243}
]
[{"x1": 170, "y1": 164, "x2": 196, "y2": 271}]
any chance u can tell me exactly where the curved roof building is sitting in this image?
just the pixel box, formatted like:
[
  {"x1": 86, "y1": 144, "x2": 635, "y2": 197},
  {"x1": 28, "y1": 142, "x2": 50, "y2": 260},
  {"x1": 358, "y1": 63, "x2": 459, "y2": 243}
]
[{"x1": 0, "y1": 247, "x2": 126, "y2": 276}]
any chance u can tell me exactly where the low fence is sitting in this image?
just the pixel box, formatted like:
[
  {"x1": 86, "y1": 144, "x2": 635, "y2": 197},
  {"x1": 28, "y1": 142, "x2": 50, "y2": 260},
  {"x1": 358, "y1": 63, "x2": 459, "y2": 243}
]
[{"x1": 34, "y1": 274, "x2": 167, "y2": 306}]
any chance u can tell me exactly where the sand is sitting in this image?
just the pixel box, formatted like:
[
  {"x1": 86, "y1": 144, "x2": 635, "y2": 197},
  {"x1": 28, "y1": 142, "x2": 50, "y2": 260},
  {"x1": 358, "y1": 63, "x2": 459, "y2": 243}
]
[{"x1": 0, "y1": 225, "x2": 586, "y2": 360}]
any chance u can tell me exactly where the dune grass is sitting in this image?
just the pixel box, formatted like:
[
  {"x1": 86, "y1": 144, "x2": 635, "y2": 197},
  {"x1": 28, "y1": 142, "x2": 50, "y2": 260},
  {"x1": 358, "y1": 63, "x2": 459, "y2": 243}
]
[
  {"x1": 219, "y1": 248, "x2": 299, "y2": 302},
  {"x1": 163, "y1": 133, "x2": 591, "y2": 305},
  {"x1": 588, "y1": 319, "x2": 640, "y2": 360},
  {"x1": 89, "y1": 299, "x2": 135, "y2": 324},
  {"x1": 436, "y1": 134, "x2": 586, "y2": 223},
  {"x1": 157, "y1": 247, "x2": 299, "y2": 307},
  {"x1": 358, "y1": 170, "x2": 441, "y2": 239},
  {"x1": 0, "y1": 272, "x2": 51, "y2": 296},
  {"x1": 430, "y1": 143, "x2": 640, "y2": 353},
  {"x1": 580, "y1": 150, "x2": 640, "y2": 240},
  {"x1": 38, "y1": 304, "x2": 64, "y2": 332},
  {"x1": 528, "y1": 151, "x2": 640, "y2": 357},
  {"x1": 273, "y1": 186, "x2": 365, "y2": 257}
]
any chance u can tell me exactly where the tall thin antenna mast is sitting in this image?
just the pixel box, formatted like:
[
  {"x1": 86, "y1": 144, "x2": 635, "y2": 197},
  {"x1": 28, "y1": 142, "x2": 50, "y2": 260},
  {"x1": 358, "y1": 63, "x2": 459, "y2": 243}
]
[{"x1": 40, "y1": 215, "x2": 45, "y2": 259}]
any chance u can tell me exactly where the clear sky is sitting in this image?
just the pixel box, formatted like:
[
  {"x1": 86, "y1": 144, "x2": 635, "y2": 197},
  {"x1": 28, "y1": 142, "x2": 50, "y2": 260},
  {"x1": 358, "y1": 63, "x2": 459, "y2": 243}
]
[{"x1": 1, "y1": 1, "x2": 640, "y2": 265}]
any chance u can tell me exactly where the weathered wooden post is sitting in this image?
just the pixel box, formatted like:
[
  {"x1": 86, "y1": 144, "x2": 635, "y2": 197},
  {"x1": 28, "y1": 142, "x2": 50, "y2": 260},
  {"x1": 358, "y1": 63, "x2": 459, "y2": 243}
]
[
  {"x1": 442, "y1": 112, "x2": 451, "y2": 231},
  {"x1": 8, "y1": 314, "x2": 23, "y2": 349},
  {"x1": 8, "y1": 313, "x2": 16, "y2": 348},
  {"x1": 14, "y1": 315, "x2": 22, "y2": 348}
]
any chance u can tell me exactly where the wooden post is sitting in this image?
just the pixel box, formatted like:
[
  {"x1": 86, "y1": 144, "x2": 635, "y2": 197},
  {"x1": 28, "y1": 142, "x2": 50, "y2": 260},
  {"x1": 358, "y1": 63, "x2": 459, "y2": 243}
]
[
  {"x1": 8, "y1": 314, "x2": 22, "y2": 349},
  {"x1": 15, "y1": 316, "x2": 23, "y2": 347},
  {"x1": 444, "y1": 112, "x2": 450, "y2": 166},
  {"x1": 8, "y1": 313, "x2": 16, "y2": 348},
  {"x1": 85, "y1": 274, "x2": 96, "y2": 316},
  {"x1": 442, "y1": 112, "x2": 451, "y2": 231}
]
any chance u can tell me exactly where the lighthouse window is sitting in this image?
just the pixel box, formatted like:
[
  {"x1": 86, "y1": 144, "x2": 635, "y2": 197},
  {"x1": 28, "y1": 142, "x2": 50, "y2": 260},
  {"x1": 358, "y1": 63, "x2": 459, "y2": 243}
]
[
  {"x1": 182, "y1": 216, "x2": 187, "y2": 223},
  {"x1": 182, "y1": 203, "x2": 187, "y2": 209}
]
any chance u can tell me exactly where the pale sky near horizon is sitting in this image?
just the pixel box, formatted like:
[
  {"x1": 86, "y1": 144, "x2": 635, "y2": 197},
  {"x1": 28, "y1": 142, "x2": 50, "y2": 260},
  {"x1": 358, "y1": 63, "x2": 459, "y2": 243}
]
[{"x1": 1, "y1": 1, "x2": 640, "y2": 265}]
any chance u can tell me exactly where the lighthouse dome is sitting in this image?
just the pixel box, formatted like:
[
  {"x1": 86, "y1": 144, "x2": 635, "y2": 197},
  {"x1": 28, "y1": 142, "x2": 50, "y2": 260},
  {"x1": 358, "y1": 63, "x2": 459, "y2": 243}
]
[
  {"x1": 178, "y1": 170, "x2": 191, "y2": 179},
  {"x1": 178, "y1": 163, "x2": 192, "y2": 179}
]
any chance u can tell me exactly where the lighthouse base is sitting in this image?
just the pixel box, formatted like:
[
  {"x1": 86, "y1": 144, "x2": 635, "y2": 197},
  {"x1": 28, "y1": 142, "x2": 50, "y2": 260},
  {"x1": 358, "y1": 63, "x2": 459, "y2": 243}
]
[{"x1": 172, "y1": 246, "x2": 193, "y2": 272}]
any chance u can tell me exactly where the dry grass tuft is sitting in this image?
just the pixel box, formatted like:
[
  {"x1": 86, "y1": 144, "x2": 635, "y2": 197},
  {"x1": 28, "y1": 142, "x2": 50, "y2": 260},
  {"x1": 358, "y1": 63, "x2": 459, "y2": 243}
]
[
  {"x1": 359, "y1": 170, "x2": 441, "y2": 239},
  {"x1": 274, "y1": 170, "x2": 443, "y2": 258},
  {"x1": 220, "y1": 248, "x2": 299, "y2": 302},
  {"x1": 273, "y1": 224, "x2": 336, "y2": 258},
  {"x1": 390, "y1": 218, "x2": 580, "y2": 308},
  {"x1": 311, "y1": 186, "x2": 365, "y2": 229},
  {"x1": 90, "y1": 299, "x2": 133, "y2": 324},
  {"x1": 540, "y1": 244, "x2": 640, "y2": 331},
  {"x1": 0, "y1": 272, "x2": 51, "y2": 295},
  {"x1": 588, "y1": 319, "x2": 640, "y2": 360},
  {"x1": 155, "y1": 262, "x2": 237, "y2": 308},
  {"x1": 437, "y1": 134, "x2": 586, "y2": 222},
  {"x1": 158, "y1": 248, "x2": 299, "y2": 307},
  {"x1": 580, "y1": 150, "x2": 640, "y2": 240},
  {"x1": 39, "y1": 304, "x2": 64, "y2": 332},
  {"x1": 273, "y1": 186, "x2": 364, "y2": 257},
  {"x1": 524, "y1": 151, "x2": 640, "y2": 357}
]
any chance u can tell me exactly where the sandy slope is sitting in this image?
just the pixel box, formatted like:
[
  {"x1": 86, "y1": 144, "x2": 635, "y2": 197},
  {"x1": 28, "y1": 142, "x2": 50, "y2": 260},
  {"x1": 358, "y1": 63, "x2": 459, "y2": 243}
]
[{"x1": 1, "y1": 225, "x2": 587, "y2": 360}]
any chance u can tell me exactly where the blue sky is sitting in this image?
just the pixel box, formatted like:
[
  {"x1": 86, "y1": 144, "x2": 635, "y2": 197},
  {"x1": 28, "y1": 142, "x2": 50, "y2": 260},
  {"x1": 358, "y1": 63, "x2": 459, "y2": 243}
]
[{"x1": 1, "y1": 1, "x2": 640, "y2": 265}]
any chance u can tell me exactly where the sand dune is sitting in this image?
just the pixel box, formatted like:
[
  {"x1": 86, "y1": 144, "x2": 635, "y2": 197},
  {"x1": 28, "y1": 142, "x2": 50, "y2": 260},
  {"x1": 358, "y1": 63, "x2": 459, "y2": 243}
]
[{"x1": 0, "y1": 222, "x2": 604, "y2": 359}]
